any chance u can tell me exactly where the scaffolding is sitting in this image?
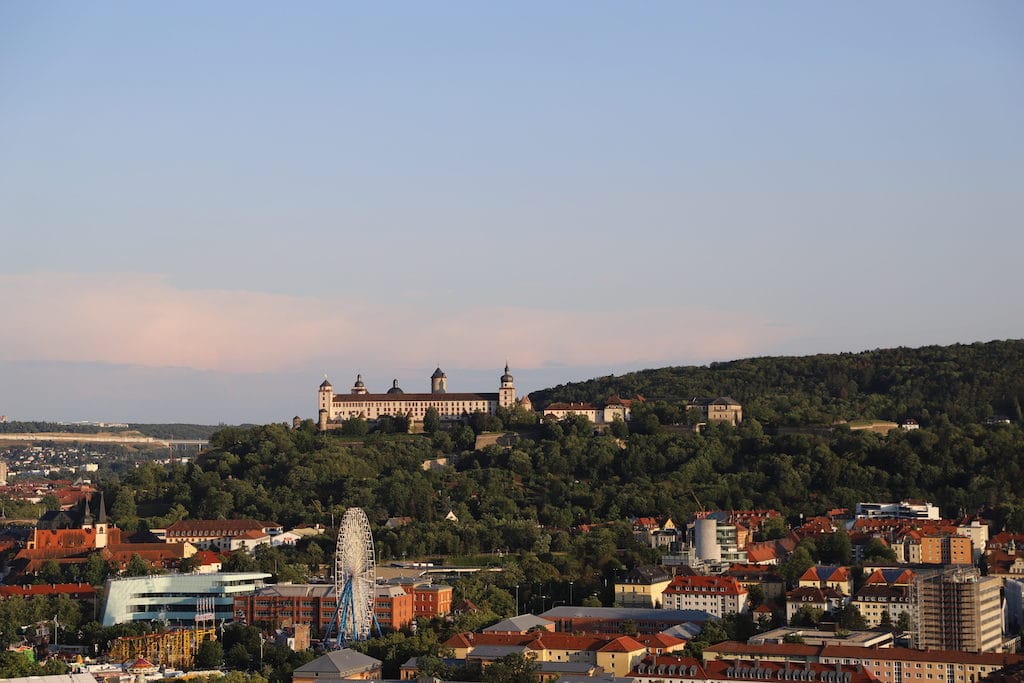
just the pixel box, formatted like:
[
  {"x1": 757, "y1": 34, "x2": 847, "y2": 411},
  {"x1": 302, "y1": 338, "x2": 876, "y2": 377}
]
[
  {"x1": 912, "y1": 567, "x2": 982, "y2": 652},
  {"x1": 109, "y1": 627, "x2": 216, "y2": 670}
]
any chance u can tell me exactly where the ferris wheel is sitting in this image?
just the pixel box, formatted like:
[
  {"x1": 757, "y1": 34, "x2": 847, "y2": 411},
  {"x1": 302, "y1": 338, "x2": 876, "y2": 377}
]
[{"x1": 326, "y1": 507, "x2": 378, "y2": 642}]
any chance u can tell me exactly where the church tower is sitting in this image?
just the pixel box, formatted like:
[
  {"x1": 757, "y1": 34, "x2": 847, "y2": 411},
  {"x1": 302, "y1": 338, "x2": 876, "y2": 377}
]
[
  {"x1": 499, "y1": 363, "x2": 516, "y2": 408},
  {"x1": 94, "y1": 491, "x2": 109, "y2": 549},
  {"x1": 431, "y1": 367, "x2": 447, "y2": 394}
]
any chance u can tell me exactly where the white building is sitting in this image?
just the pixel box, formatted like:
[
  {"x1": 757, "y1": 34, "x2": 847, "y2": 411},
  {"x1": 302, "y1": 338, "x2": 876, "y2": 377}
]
[
  {"x1": 661, "y1": 576, "x2": 749, "y2": 618},
  {"x1": 318, "y1": 365, "x2": 517, "y2": 429},
  {"x1": 855, "y1": 501, "x2": 940, "y2": 520},
  {"x1": 101, "y1": 572, "x2": 271, "y2": 625}
]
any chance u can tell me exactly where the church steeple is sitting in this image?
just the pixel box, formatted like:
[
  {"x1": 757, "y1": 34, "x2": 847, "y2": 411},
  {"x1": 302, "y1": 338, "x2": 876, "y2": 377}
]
[
  {"x1": 97, "y1": 491, "x2": 108, "y2": 524},
  {"x1": 94, "y1": 491, "x2": 109, "y2": 548},
  {"x1": 81, "y1": 495, "x2": 94, "y2": 529}
]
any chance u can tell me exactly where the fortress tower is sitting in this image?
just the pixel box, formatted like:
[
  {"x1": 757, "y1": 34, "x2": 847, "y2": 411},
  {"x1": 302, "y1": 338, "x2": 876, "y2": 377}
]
[
  {"x1": 431, "y1": 367, "x2": 447, "y2": 394},
  {"x1": 318, "y1": 379, "x2": 332, "y2": 431},
  {"x1": 499, "y1": 363, "x2": 516, "y2": 408}
]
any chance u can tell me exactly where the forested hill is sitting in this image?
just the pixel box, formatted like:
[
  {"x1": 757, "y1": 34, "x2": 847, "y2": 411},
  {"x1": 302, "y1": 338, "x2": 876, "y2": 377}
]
[
  {"x1": 529, "y1": 340, "x2": 1024, "y2": 427},
  {"x1": 0, "y1": 422, "x2": 224, "y2": 440}
]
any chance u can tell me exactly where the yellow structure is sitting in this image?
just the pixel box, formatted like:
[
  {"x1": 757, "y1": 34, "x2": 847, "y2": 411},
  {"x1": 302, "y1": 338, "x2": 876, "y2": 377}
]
[{"x1": 109, "y1": 627, "x2": 216, "y2": 670}]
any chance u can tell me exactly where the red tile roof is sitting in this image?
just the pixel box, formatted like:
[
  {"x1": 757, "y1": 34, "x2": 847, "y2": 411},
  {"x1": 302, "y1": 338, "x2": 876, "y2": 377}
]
[
  {"x1": 0, "y1": 583, "x2": 95, "y2": 597},
  {"x1": 598, "y1": 635, "x2": 646, "y2": 653},
  {"x1": 334, "y1": 392, "x2": 498, "y2": 403},
  {"x1": 820, "y1": 645, "x2": 1024, "y2": 666},
  {"x1": 167, "y1": 519, "x2": 278, "y2": 532},
  {"x1": 635, "y1": 633, "x2": 687, "y2": 648},
  {"x1": 665, "y1": 575, "x2": 746, "y2": 596}
]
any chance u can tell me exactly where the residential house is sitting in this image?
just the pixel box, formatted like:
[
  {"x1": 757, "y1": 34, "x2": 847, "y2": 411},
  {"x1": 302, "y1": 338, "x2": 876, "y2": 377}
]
[
  {"x1": 850, "y1": 568, "x2": 916, "y2": 628},
  {"x1": 615, "y1": 565, "x2": 674, "y2": 608},
  {"x1": 630, "y1": 655, "x2": 879, "y2": 683},
  {"x1": 292, "y1": 649, "x2": 383, "y2": 683},
  {"x1": 785, "y1": 587, "x2": 847, "y2": 624},
  {"x1": 661, "y1": 575, "x2": 749, "y2": 618},
  {"x1": 702, "y1": 642, "x2": 1024, "y2": 683}
]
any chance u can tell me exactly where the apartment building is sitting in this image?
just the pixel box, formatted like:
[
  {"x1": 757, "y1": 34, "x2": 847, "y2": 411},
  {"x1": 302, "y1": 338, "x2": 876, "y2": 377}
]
[
  {"x1": 661, "y1": 575, "x2": 749, "y2": 618},
  {"x1": 703, "y1": 642, "x2": 1023, "y2": 683},
  {"x1": 913, "y1": 567, "x2": 1003, "y2": 653}
]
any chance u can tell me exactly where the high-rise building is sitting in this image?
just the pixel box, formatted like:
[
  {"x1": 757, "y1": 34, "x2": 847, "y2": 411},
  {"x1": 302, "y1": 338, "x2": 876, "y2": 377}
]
[{"x1": 913, "y1": 567, "x2": 1003, "y2": 653}]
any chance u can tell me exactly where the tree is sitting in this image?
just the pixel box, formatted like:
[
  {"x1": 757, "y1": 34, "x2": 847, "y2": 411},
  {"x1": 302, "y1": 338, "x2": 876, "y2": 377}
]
[
  {"x1": 84, "y1": 552, "x2": 112, "y2": 586},
  {"x1": 896, "y1": 611, "x2": 912, "y2": 633},
  {"x1": 124, "y1": 554, "x2": 156, "y2": 577},
  {"x1": 39, "y1": 559, "x2": 62, "y2": 584},
  {"x1": 341, "y1": 416, "x2": 369, "y2": 436},
  {"x1": 481, "y1": 652, "x2": 537, "y2": 683},
  {"x1": 818, "y1": 529, "x2": 852, "y2": 565},
  {"x1": 422, "y1": 407, "x2": 441, "y2": 435},
  {"x1": 179, "y1": 555, "x2": 204, "y2": 574},
  {"x1": 696, "y1": 618, "x2": 729, "y2": 645},
  {"x1": 451, "y1": 425, "x2": 476, "y2": 451},
  {"x1": 836, "y1": 604, "x2": 867, "y2": 630},
  {"x1": 759, "y1": 516, "x2": 788, "y2": 541},
  {"x1": 111, "y1": 489, "x2": 139, "y2": 533},
  {"x1": 469, "y1": 411, "x2": 503, "y2": 434},
  {"x1": 222, "y1": 551, "x2": 259, "y2": 573},
  {"x1": 609, "y1": 416, "x2": 629, "y2": 439},
  {"x1": 779, "y1": 546, "x2": 815, "y2": 587},
  {"x1": 225, "y1": 642, "x2": 252, "y2": 671},
  {"x1": 863, "y1": 538, "x2": 897, "y2": 563},
  {"x1": 789, "y1": 605, "x2": 824, "y2": 627},
  {"x1": 196, "y1": 639, "x2": 224, "y2": 668}
]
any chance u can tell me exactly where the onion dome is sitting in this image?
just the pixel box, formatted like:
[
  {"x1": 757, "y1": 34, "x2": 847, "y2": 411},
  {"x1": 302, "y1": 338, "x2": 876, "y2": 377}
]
[
  {"x1": 386, "y1": 379, "x2": 404, "y2": 394},
  {"x1": 501, "y1": 363, "x2": 514, "y2": 383},
  {"x1": 354, "y1": 374, "x2": 365, "y2": 387}
]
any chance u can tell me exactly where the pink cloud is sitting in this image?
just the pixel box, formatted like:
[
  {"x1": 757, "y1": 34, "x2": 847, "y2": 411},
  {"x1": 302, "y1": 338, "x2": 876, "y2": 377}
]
[{"x1": 0, "y1": 272, "x2": 801, "y2": 373}]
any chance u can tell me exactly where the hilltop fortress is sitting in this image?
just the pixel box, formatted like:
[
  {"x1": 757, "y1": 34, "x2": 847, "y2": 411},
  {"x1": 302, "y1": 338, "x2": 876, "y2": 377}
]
[
  {"x1": 317, "y1": 365, "x2": 519, "y2": 430},
  {"x1": 315, "y1": 365, "x2": 741, "y2": 431}
]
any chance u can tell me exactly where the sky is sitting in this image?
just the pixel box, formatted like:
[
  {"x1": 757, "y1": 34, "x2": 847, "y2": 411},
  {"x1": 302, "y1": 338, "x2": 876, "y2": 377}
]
[{"x1": 1, "y1": 2, "x2": 1023, "y2": 423}]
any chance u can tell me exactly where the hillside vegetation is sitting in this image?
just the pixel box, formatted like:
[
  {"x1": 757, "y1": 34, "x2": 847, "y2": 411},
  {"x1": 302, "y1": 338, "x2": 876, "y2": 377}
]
[
  {"x1": 0, "y1": 422, "x2": 225, "y2": 440},
  {"x1": 530, "y1": 340, "x2": 1024, "y2": 427},
  {"x1": 102, "y1": 342, "x2": 1024, "y2": 563}
]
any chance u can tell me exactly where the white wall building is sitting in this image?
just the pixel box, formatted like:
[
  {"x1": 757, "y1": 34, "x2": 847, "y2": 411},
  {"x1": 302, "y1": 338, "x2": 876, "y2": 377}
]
[
  {"x1": 102, "y1": 572, "x2": 271, "y2": 625},
  {"x1": 318, "y1": 365, "x2": 517, "y2": 428},
  {"x1": 855, "y1": 501, "x2": 940, "y2": 520}
]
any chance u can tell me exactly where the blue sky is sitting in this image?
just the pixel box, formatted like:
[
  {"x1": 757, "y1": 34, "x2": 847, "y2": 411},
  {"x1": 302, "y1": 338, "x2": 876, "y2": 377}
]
[{"x1": 2, "y1": 2, "x2": 1022, "y2": 423}]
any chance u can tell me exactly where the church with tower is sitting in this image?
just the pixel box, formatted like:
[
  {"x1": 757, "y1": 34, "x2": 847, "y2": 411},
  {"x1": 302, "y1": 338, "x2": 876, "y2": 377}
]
[{"x1": 318, "y1": 365, "x2": 518, "y2": 430}]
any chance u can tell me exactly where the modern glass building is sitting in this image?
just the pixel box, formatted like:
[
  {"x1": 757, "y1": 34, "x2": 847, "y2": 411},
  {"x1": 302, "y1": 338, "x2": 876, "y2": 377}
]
[{"x1": 101, "y1": 572, "x2": 271, "y2": 626}]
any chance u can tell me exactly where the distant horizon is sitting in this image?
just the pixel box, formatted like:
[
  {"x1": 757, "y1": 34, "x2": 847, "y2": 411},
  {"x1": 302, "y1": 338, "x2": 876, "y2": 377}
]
[{"x1": 2, "y1": 336, "x2": 1018, "y2": 424}]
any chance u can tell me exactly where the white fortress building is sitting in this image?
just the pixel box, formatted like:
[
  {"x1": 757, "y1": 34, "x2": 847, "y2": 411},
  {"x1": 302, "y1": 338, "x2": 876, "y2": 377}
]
[{"x1": 318, "y1": 365, "x2": 517, "y2": 430}]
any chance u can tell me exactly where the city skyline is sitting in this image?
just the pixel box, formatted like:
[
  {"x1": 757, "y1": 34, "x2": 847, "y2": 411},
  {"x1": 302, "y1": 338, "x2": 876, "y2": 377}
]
[{"x1": 2, "y1": 2, "x2": 1022, "y2": 422}]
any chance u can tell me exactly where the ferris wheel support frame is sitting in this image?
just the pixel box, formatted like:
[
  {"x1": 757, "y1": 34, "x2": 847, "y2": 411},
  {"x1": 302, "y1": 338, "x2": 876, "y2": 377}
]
[{"x1": 324, "y1": 507, "x2": 380, "y2": 644}]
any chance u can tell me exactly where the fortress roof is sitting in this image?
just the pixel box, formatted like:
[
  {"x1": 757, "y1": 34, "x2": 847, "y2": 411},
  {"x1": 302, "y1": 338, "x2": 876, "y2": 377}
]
[{"x1": 332, "y1": 392, "x2": 499, "y2": 403}]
